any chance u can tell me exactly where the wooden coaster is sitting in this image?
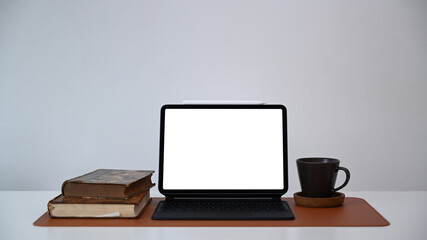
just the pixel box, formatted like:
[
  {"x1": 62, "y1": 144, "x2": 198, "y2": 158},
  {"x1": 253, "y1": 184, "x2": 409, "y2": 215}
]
[{"x1": 294, "y1": 192, "x2": 345, "y2": 208}]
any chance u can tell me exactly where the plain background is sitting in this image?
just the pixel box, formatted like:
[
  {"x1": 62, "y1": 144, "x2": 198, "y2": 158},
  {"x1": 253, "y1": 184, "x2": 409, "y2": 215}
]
[{"x1": 1, "y1": 0, "x2": 426, "y2": 193}]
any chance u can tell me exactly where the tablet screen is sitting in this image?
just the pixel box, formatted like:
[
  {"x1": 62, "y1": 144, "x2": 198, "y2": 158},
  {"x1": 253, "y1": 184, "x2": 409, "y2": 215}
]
[{"x1": 161, "y1": 107, "x2": 285, "y2": 190}]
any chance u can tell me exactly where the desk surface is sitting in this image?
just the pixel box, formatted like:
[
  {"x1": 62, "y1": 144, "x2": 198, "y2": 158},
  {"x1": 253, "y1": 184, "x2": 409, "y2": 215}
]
[{"x1": 1, "y1": 191, "x2": 426, "y2": 240}]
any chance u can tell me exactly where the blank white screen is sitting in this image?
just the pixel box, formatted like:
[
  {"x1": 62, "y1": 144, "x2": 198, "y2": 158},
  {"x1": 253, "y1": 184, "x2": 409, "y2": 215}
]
[{"x1": 163, "y1": 108, "x2": 284, "y2": 190}]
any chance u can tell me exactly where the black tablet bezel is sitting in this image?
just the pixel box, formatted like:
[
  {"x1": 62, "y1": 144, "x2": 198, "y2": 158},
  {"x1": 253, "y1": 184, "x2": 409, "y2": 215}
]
[{"x1": 158, "y1": 104, "x2": 288, "y2": 198}]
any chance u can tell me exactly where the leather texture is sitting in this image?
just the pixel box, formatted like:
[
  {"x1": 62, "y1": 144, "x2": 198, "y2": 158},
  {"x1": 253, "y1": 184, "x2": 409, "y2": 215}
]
[
  {"x1": 61, "y1": 169, "x2": 154, "y2": 199},
  {"x1": 34, "y1": 197, "x2": 389, "y2": 227}
]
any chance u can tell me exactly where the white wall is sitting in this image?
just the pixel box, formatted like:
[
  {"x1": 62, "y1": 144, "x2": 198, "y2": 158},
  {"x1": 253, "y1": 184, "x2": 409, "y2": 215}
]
[{"x1": 1, "y1": 0, "x2": 426, "y2": 192}]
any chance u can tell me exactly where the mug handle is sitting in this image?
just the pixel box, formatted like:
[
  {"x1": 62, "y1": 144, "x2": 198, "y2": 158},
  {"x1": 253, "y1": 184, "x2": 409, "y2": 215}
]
[{"x1": 332, "y1": 166, "x2": 351, "y2": 192}]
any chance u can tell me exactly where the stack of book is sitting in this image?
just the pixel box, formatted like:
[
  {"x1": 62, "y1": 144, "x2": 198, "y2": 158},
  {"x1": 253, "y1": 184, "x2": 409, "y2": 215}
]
[{"x1": 48, "y1": 169, "x2": 155, "y2": 218}]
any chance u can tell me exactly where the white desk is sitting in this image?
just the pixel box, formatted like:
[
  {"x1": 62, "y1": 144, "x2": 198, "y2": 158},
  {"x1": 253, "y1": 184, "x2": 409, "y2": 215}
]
[{"x1": 0, "y1": 191, "x2": 426, "y2": 240}]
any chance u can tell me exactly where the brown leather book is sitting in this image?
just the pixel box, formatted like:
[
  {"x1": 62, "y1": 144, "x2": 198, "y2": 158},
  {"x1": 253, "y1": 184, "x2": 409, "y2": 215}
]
[
  {"x1": 48, "y1": 191, "x2": 151, "y2": 218},
  {"x1": 61, "y1": 169, "x2": 155, "y2": 199}
]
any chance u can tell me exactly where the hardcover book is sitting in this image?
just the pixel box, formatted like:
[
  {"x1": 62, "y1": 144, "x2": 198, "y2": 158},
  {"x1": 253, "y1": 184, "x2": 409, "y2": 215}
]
[
  {"x1": 61, "y1": 169, "x2": 155, "y2": 199},
  {"x1": 48, "y1": 191, "x2": 151, "y2": 218}
]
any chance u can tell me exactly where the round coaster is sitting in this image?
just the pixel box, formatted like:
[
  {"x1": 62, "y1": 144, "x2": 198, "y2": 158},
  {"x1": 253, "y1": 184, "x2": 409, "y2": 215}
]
[{"x1": 293, "y1": 192, "x2": 345, "y2": 208}]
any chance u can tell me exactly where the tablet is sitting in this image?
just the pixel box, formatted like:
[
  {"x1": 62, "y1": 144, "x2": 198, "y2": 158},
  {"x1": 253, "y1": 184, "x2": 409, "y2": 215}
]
[{"x1": 158, "y1": 104, "x2": 288, "y2": 198}]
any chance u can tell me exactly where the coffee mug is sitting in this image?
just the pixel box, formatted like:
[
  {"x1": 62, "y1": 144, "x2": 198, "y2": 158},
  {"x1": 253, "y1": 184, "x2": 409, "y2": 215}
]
[{"x1": 296, "y1": 157, "x2": 350, "y2": 198}]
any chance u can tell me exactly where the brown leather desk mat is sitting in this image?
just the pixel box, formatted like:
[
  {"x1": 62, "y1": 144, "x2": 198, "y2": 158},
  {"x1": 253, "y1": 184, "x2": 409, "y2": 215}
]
[{"x1": 34, "y1": 197, "x2": 389, "y2": 227}]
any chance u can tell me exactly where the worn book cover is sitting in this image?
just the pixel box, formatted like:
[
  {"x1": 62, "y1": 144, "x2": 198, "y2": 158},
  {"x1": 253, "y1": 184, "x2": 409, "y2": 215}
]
[
  {"x1": 62, "y1": 169, "x2": 155, "y2": 199},
  {"x1": 48, "y1": 191, "x2": 151, "y2": 218}
]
